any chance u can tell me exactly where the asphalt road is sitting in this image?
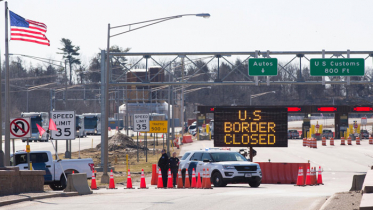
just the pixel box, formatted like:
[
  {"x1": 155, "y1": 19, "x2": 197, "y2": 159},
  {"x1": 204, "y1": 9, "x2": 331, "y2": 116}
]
[{"x1": 5, "y1": 138, "x2": 373, "y2": 210}]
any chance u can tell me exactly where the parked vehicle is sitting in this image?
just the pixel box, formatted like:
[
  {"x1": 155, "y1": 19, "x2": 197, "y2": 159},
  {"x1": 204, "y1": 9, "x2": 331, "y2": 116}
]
[
  {"x1": 360, "y1": 130, "x2": 369, "y2": 139},
  {"x1": 288, "y1": 130, "x2": 299, "y2": 139},
  {"x1": 11, "y1": 151, "x2": 94, "y2": 191},
  {"x1": 179, "y1": 149, "x2": 262, "y2": 187},
  {"x1": 21, "y1": 112, "x2": 49, "y2": 142},
  {"x1": 322, "y1": 130, "x2": 333, "y2": 139},
  {"x1": 188, "y1": 124, "x2": 197, "y2": 135},
  {"x1": 82, "y1": 113, "x2": 101, "y2": 135},
  {"x1": 75, "y1": 115, "x2": 87, "y2": 138}
]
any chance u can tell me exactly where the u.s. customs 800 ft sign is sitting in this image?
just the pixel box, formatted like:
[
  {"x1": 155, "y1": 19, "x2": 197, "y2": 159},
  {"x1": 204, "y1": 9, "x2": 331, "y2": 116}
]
[{"x1": 214, "y1": 107, "x2": 288, "y2": 147}]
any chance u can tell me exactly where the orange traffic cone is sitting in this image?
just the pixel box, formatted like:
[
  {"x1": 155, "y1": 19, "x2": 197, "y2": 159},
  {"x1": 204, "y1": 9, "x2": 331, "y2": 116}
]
[
  {"x1": 177, "y1": 169, "x2": 183, "y2": 188},
  {"x1": 126, "y1": 169, "x2": 133, "y2": 189},
  {"x1": 201, "y1": 168, "x2": 206, "y2": 188},
  {"x1": 295, "y1": 167, "x2": 304, "y2": 186},
  {"x1": 311, "y1": 167, "x2": 316, "y2": 185},
  {"x1": 90, "y1": 170, "x2": 98, "y2": 190},
  {"x1": 369, "y1": 136, "x2": 373, "y2": 145},
  {"x1": 167, "y1": 169, "x2": 173, "y2": 188},
  {"x1": 204, "y1": 168, "x2": 212, "y2": 189},
  {"x1": 317, "y1": 166, "x2": 324, "y2": 185},
  {"x1": 305, "y1": 167, "x2": 312, "y2": 186},
  {"x1": 348, "y1": 136, "x2": 352, "y2": 145},
  {"x1": 151, "y1": 164, "x2": 157, "y2": 185},
  {"x1": 313, "y1": 167, "x2": 316, "y2": 185},
  {"x1": 108, "y1": 169, "x2": 116, "y2": 189},
  {"x1": 140, "y1": 169, "x2": 148, "y2": 189},
  {"x1": 157, "y1": 169, "x2": 164, "y2": 188},
  {"x1": 191, "y1": 168, "x2": 197, "y2": 188},
  {"x1": 184, "y1": 169, "x2": 191, "y2": 188},
  {"x1": 196, "y1": 172, "x2": 202, "y2": 188}
]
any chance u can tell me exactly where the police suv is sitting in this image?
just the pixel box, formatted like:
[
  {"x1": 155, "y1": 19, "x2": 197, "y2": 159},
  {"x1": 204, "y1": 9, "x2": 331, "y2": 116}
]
[{"x1": 179, "y1": 149, "x2": 262, "y2": 187}]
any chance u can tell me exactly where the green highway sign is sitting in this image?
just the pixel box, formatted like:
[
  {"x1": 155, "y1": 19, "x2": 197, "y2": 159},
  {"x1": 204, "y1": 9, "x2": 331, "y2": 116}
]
[
  {"x1": 310, "y1": 58, "x2": 365, "y2": 76},
  {"x1": 248, "y1": 58, "x2": 278, "y2": 76}
]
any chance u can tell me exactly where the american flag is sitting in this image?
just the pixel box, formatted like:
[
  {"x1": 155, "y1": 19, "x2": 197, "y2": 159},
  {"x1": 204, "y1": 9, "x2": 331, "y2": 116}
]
[{"x1": 9, "y1": 10, "x2": 50, "y2": 46}]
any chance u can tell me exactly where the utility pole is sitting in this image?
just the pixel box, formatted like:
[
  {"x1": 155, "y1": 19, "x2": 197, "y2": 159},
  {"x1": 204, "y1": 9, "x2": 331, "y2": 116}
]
[
  {"x1": 0, "y1": 46, "x2": 3, "y2": 167},
  {"x1": 180, "y1": 56, "x2": 185, "y2": 144},
  {"x1": 167, "y1": 66, "x2": 171, "y2": 156},
  {"x1": 4, "y1": 1, "x2": 11, "y2": 166}
]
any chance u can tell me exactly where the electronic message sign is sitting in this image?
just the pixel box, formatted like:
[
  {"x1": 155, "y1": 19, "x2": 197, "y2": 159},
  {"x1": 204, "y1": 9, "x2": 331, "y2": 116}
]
[{"x1": 214, "y1": 107, "x2": 288, "y2": 147}]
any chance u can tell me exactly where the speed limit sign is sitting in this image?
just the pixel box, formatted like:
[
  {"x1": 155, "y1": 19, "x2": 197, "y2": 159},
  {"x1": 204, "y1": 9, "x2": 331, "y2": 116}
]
[
  {"x1": 134, "y1": 114, "x2": 149, "y2": 132},
  {"x1": 51, "y1": 111, "x2": 76, "y2": 140}
]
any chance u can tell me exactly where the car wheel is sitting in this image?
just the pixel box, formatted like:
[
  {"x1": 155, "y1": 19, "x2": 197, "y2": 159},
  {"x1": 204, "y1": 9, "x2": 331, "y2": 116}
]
[
  {"x1": 34, "y1": 140, "x2": 38, "y2": 142},
  {"x1": 60, "y1": 174, "x2": 68, "y2": 190},
  {"x1": 248, "y1": 180, "x2": 261, "y2": 188},
  {"x1": 22, "y1": 140, "x2": 25, "y2": 142},
  {"x1": 49, "y1": 182, "x2": 64, "y2": 191},
  {"x1": 212, "y1": 172, "x2": 226, "y2": 187}
]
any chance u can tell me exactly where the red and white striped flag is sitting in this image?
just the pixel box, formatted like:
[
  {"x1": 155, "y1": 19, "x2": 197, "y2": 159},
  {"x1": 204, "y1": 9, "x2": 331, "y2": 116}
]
[{"x1": 9, "y1": 10, "x2": 50, "y2": 46}]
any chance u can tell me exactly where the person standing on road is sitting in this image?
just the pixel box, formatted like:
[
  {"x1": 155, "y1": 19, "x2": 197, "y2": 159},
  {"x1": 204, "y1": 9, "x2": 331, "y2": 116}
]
[
  {"x1": 169, "y1": 152, "x2": 179, "y2": 186},
  {"x1": 158, "y1": 149, "x2": 169, "y2": 187}
]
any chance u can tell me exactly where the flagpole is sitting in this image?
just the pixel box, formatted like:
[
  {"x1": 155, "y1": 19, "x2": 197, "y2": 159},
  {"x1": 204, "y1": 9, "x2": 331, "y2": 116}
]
[{"x1": 4, "y1": 1, "x2": 10, "y2": 166}]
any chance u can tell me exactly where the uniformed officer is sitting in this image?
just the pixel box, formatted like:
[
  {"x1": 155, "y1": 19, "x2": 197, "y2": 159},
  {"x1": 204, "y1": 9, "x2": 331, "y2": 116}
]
[
  {"x1": 169, "y1": 152, "x2": 180, "y2": 186},
  {"x1": 158, "y1": 149, "x2": 169, "y2": 187}
]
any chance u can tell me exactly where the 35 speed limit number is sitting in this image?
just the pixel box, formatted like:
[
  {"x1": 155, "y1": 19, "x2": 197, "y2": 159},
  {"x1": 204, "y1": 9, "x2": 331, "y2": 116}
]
[{"x1": 51, "y1": 111, "x2": 76, "y2": 140}]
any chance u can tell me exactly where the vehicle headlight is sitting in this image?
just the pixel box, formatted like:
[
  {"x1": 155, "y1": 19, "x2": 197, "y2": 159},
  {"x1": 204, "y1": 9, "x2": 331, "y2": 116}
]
[{"x1": 223, "y1": 165, "x2": 235, "y2": 170}]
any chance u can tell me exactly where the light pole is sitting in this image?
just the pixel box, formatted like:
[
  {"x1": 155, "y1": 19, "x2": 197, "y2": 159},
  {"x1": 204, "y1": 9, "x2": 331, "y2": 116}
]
[
  {"x1": 250, "y1": 91, "x2": 276, "y2": 106},
  {"x1": 102, "y1": 13, "x2": 210, "y2": 183}
]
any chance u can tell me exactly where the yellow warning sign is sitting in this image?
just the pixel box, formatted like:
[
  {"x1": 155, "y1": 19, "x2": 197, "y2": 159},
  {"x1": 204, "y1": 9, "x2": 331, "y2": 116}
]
[
  {"x1": 149, "y1": 121, "x2": 168, "y2": 133},
  {"x1": 26, "y1": 145, "x2": 30, "y2": 153}
]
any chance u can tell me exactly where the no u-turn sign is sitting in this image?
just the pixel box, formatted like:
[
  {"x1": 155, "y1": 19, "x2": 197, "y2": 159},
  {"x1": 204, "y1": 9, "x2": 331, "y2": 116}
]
[{"x1": 10, "y1": 118, "x2": 31, "y2": 138}]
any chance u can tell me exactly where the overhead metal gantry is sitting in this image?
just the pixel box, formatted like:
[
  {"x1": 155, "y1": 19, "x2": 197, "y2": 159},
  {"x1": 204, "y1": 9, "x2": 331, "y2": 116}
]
[
  {"x1": 98, "y1": 49, "x2": 373, "y2": 177},
  {"x1": 105, "y1": 50, "x2": 373, "y2": 87}
]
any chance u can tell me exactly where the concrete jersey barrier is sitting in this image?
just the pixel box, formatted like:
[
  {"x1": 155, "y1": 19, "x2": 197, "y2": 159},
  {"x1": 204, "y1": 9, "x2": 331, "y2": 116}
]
[
  {"x1": 349, "y1": 174, "x2": 366, "y2": 191},
  {"x1": 64, "y1": 173, "x2": 93, "y2": 195},
  {"x1": 363, "y1": 170, "x2": 373, "y2": 193}
]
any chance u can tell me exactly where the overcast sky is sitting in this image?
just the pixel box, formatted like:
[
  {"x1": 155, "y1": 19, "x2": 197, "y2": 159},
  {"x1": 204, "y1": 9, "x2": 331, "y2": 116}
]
[{"x1": 2, "y1": 0, "x2": 373, "y2": 67}]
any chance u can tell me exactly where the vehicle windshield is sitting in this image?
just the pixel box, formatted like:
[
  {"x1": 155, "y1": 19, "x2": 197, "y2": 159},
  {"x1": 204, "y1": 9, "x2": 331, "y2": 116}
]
[
  {"x1": 189, "y1": 125, "x2": 196, "y2": 129},
  {"x1": 31, "y1": 116, "x2": 42, "y2": 133},
  {"x1": 361, "y1": 130, "x2": 367, "y2": 133},
  {"x1": 210, "y1": 152, "x2": 247, "y2": 162},
  {"x1": 84, "y1": 116, "x2": 98, "y2": 129}
]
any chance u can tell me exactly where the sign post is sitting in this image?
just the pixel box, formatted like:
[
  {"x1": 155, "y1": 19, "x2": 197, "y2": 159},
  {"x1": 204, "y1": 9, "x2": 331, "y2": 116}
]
[{"x1": 51, "y1": 111, "x2": 76, "y2": 159}]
